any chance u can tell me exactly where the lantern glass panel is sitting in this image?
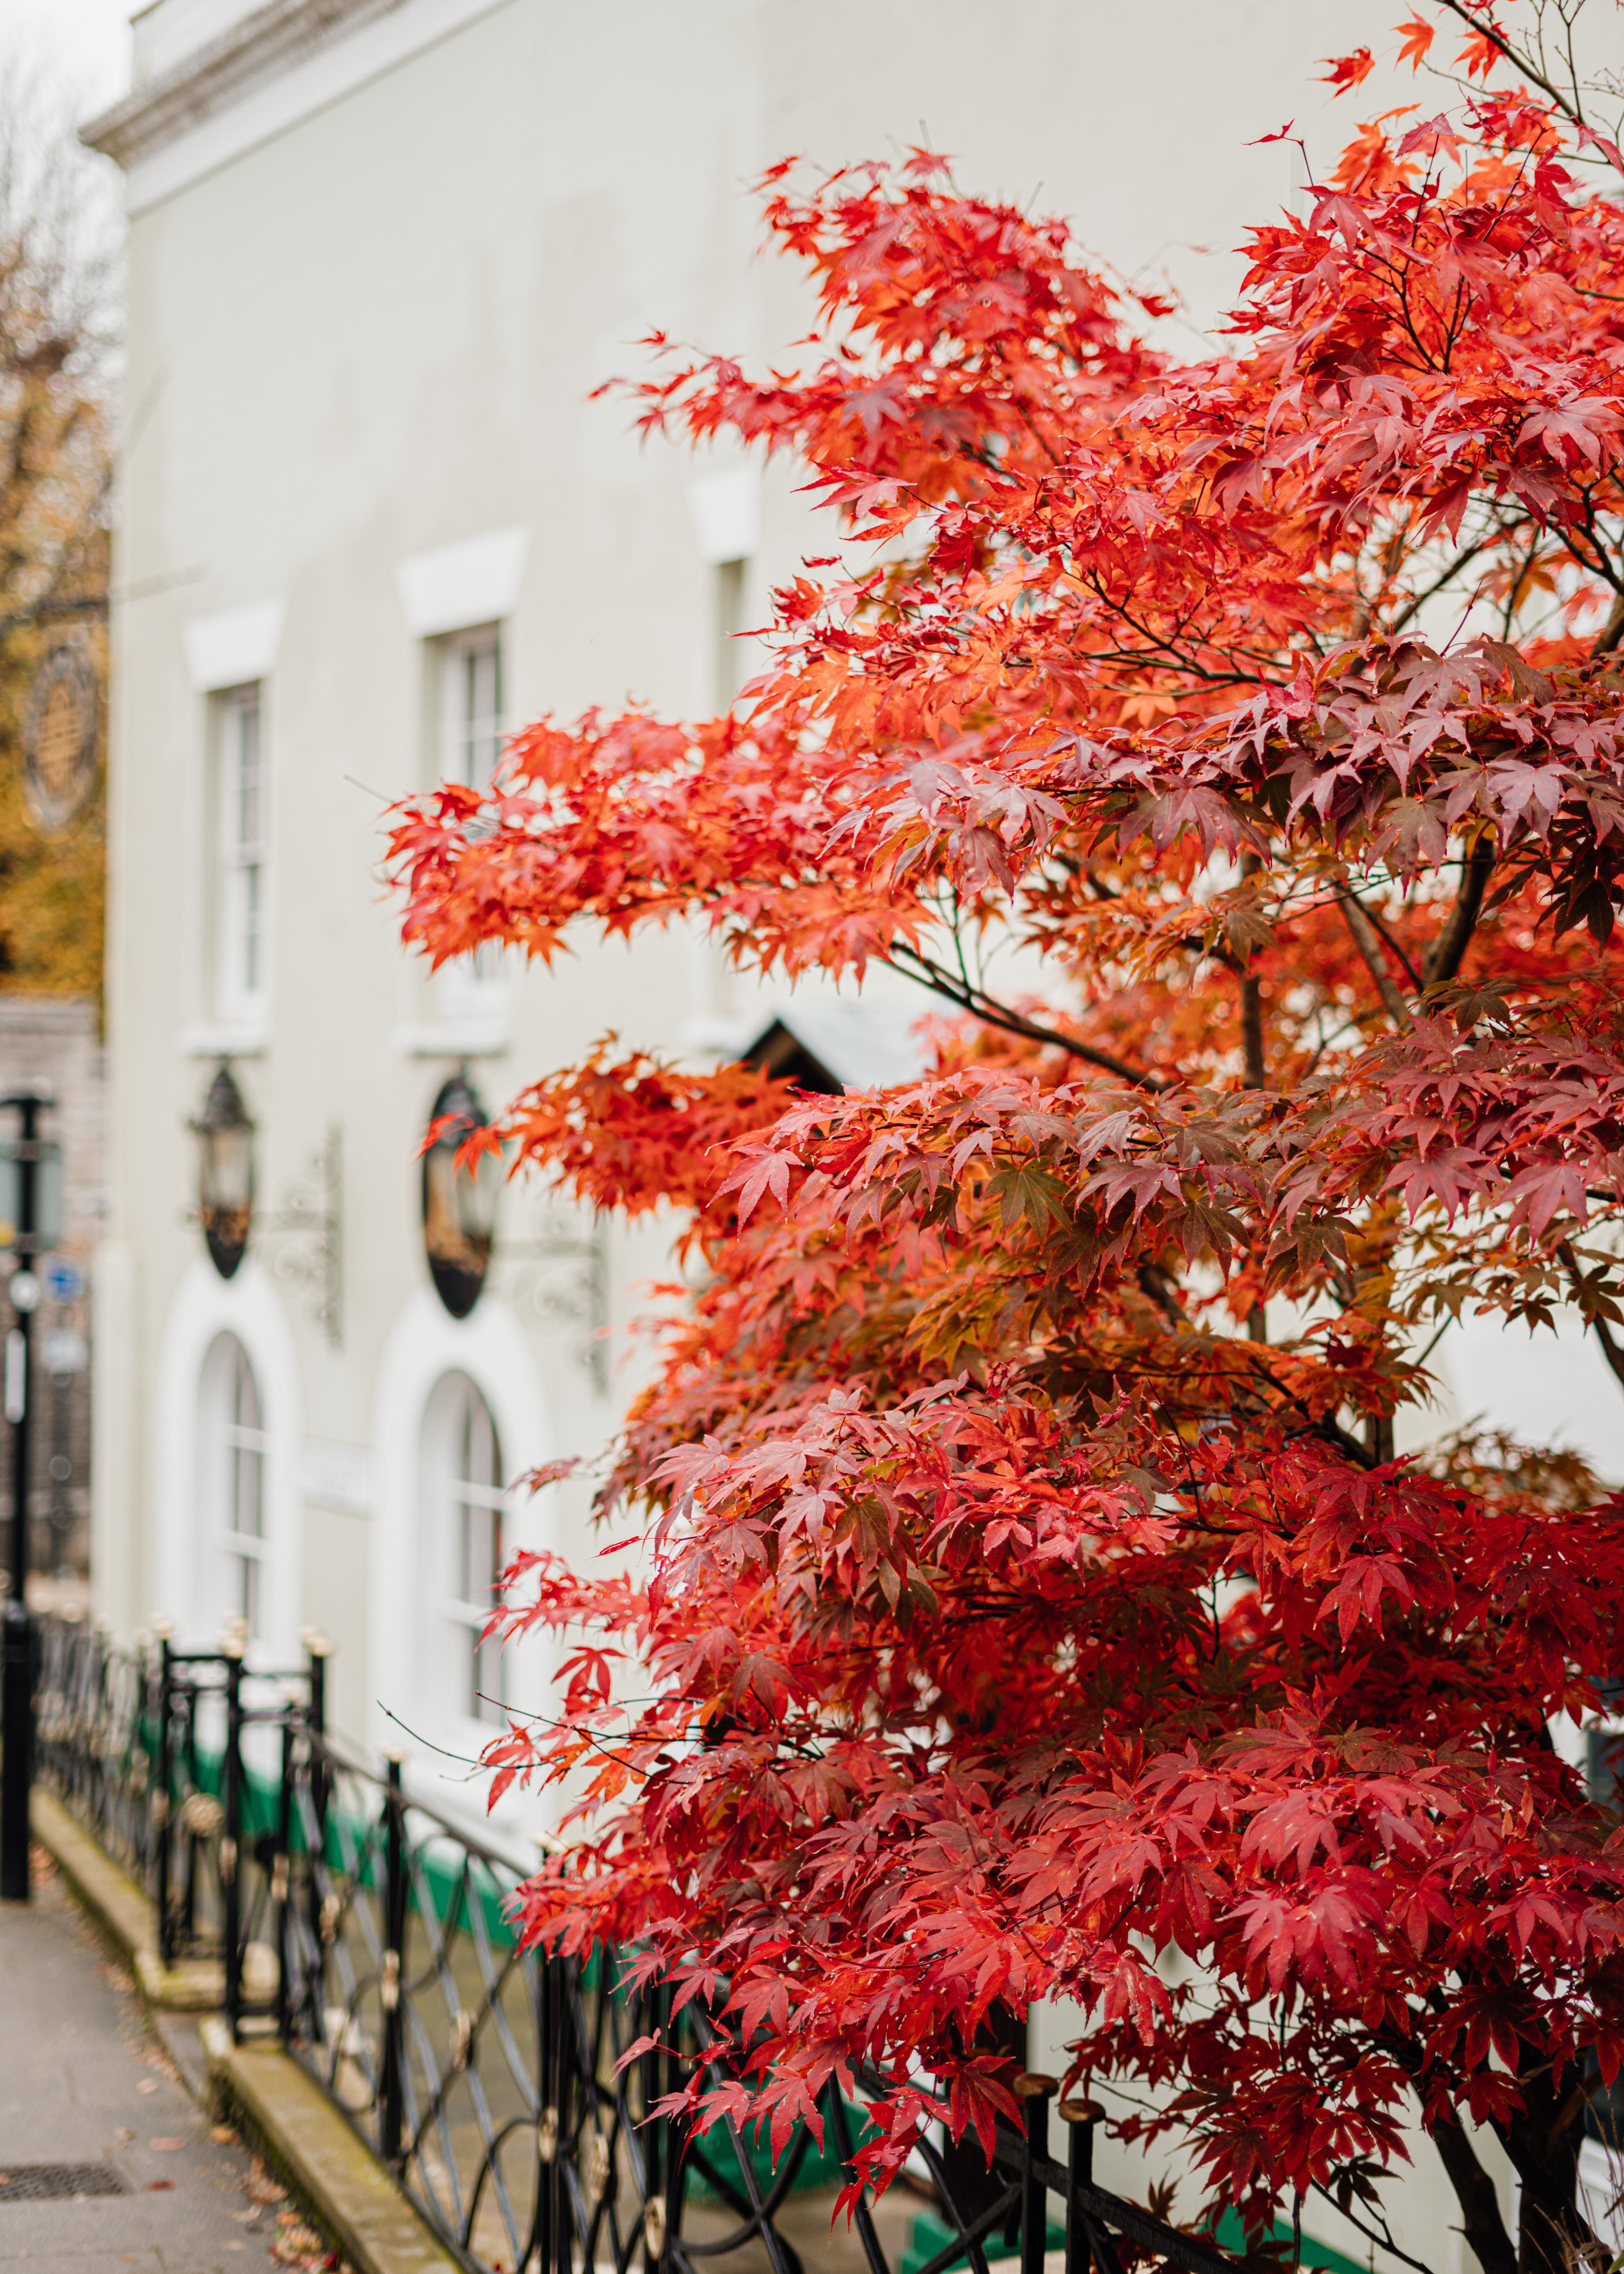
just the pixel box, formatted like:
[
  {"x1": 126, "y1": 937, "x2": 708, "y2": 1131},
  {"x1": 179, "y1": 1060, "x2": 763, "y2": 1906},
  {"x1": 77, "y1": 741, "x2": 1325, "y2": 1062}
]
[
  {"x1": 0, "y1": 1138, "x2": 63, "y2": 1251},
  {"x1": 193, "y1": 1066, "x2": 255, "y2": 1281},
  {"x1": 423, "y1": 1076, "x2": 498, "y2": 1319}
]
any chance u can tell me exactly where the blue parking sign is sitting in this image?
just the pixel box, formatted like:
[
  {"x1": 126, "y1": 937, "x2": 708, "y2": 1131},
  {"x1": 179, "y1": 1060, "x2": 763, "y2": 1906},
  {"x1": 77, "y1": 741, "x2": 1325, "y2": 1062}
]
[{"x1": 44, "y1": 1260, "x2": 82, "y2": 1304}]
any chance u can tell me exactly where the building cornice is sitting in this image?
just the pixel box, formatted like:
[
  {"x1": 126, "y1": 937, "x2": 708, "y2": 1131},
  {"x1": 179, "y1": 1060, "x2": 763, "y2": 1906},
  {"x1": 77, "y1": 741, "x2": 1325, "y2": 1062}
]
[{"x1": 81, "y1": 0, "x2": 404, "y2": 169}]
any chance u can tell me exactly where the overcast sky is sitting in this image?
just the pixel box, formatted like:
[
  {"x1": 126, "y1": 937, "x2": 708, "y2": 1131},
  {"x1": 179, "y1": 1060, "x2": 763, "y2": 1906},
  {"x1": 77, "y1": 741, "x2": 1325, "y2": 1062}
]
[{"x1": 4, "y1": 0, "x2": 132, "y2": 115}]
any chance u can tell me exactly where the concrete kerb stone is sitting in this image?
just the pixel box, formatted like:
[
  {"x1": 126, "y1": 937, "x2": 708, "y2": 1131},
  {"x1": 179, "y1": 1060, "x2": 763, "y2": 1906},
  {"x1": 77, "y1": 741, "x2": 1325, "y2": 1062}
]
[
  {"x1": 30, "y1": 1786, "x2": 461, "y2": 2274},
  {"x1": 30, "y1": 1785, "x2": 224, "y2": 2007},
  {"x1": 202, "y1": 2020, "x2": 462, "y2": 2274}
]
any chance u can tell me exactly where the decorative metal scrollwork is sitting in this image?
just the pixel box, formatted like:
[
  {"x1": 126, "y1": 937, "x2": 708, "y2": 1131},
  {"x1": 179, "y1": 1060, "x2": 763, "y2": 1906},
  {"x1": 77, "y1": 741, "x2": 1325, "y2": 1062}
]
[
  {"x1": 259, "y1": 1125, "x2": 343, "y2": 1348},
  {"x1": 494, "y1": 1204, "x2": 610, "y2": 1391}
]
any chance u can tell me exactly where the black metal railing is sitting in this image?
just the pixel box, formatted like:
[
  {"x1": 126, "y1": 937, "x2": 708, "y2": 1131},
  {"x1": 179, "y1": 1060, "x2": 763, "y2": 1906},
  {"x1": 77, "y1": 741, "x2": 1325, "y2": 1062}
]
[
  {"x1": 36, "y1": 1614, "x2": 157, "y2": 1883},
  {"x1": 37, "y1": 1615, "x2": 1238, "y2": 2274}
]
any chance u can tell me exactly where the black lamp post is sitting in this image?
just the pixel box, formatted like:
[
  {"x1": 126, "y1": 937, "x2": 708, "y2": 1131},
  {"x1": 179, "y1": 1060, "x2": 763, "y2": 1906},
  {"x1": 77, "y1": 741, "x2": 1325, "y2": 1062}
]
[
  {"x1": 1, "y1": 1083, "x2": 62, "y2": 1904},
  {"x1": 193, "y1": 1064, "x2": 255, "y2": 1280}
]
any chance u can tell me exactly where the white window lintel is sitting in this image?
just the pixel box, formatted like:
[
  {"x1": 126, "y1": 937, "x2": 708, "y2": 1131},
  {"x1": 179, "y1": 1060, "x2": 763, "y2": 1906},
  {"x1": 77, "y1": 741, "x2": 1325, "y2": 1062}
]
[
  {"x1": 183, "y1": 598, "x2": 284, "y2": 692},
  {"x1": 687, "y1": 467, "x2": 759, "y2": 565},
  {"x1": 395, "y1": 527, "x2": 530, "y2": 640}
]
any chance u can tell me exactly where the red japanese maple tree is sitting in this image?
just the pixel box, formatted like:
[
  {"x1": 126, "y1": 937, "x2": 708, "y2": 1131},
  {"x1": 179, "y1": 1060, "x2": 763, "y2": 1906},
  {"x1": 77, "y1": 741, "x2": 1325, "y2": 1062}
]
[{"x1": 391, "y1": 8, "x2": 1624, "y2": 2268}]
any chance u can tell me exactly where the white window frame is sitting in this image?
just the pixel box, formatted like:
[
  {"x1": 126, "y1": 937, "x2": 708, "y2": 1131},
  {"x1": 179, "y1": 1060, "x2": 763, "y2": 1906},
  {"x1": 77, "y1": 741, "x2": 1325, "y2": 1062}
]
[
  {"x1": 199, "y1": 1331, "x2": 269, "y2": 1642},
  {"x1": 431, "y1": 626, "x2": 508, "y2": 1020},
  {"x1": 715, "y1": 556, "x2": 749, "y2": 710},
  {"x1": 424, "y1": 1370, "x2": 510, "y2": 1727},
  {"x1": 214, "y1": 683, "x2": 269, "y2": 1023},
  {"x1": 438, "y1": 623, "x2": 503, "y2": 794}
]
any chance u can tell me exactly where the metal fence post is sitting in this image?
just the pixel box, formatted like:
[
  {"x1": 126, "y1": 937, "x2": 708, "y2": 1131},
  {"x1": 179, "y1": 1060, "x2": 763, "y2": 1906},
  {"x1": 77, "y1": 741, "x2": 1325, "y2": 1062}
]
[
  {"x1": 1059, "y1": 2097, "x2": 1103, "y2": 2274},
  {"x1": 274, "y1": 1704, "x2": 293, "y2": 2044},
  {"x1": 661, "y1": 1985, "x2": 691, "y2": 2274},
  {"x1": 304, "y1": 1628, "x2": 329, "y2": 1863},
  {"x1": 153, "y1": 1626, "x2": 172, "y2": 1963},
  {"x1": 642, "y1": 1978, "x2": 669, "y2": 2274},
  {"x1": 537, "y1": 1950, "x2": 556, "y2": 2274},
  {"x1": 304, "y1": 1631, "x2": 328, "y2": 1747},
  {"x1": 1016, "y1": 2074, "x2": 1056, "y2": 2274},
  {"x1": 222, "y1": 1636, "x2": 244, "y2": 2042},
  {"x1": 380, "y1": 1750, "x2": 405, "y2": 2168}
]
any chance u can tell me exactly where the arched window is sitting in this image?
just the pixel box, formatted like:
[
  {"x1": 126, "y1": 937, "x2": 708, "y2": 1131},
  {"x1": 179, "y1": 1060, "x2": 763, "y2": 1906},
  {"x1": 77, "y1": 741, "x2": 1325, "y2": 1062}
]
[
  {"x1": 423, "y1": 1372, "x2": 507, "y2": 1724},
  {"x1": 198, "y1": 1331, "x2": 268, "y2": 1640}
]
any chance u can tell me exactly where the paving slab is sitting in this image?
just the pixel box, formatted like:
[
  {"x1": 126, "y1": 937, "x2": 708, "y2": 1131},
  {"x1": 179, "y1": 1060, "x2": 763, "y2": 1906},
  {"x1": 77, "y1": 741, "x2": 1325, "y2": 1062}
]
[{"x1": 0, "y1": 1854, "x2": 285, "y2": 2273}]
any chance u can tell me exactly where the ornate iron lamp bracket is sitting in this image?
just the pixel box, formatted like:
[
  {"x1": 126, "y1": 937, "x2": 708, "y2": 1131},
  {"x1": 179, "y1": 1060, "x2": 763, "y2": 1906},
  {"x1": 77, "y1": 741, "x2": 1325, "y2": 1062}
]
[{"x1": 258, "y1": 1125, "x2": 343, "y2": 1349}]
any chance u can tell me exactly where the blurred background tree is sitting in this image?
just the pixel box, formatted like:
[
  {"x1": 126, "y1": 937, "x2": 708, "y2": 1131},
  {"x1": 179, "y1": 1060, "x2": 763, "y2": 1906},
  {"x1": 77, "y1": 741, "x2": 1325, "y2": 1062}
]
[{"x1": 0, "y1": 47, "x2": 118, "y2": 998}]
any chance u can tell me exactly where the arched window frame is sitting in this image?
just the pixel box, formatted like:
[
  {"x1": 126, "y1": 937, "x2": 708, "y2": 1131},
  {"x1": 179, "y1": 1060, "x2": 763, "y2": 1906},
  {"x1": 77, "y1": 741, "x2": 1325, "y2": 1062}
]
[
  {"x1": 423, "y1": 1370, "x2": 509, "y2": 1727},
  {"x1": 370, "y1": 1289, "x2": 554, "y2": 1829},
  {"x1": 198, "y1": 1330, "x2": 269, "y2": 1639},
  {"x1": 156, "y1": 1256, "x2": 302, "y2": 1663}
]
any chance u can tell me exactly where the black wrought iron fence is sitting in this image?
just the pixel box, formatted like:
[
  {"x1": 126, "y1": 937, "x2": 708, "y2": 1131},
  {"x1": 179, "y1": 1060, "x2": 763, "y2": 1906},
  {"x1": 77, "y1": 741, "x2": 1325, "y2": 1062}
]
[
  {"x1": 37, "y1": 1617, "x2": 1239, "y2": 2274},
  {"x1": 36, "y1": 1613, "x2": 156, "y2": 1882},
  {"x1": 150, "y1": 1634, "x2": 317, "y2": 2000}
]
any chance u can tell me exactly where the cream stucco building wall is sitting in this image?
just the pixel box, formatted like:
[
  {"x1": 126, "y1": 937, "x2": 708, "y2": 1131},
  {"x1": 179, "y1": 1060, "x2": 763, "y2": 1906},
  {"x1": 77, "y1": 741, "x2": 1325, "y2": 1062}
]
[{"x1": 81, "y1": 5, "x2": 1558, "y2": 2264}]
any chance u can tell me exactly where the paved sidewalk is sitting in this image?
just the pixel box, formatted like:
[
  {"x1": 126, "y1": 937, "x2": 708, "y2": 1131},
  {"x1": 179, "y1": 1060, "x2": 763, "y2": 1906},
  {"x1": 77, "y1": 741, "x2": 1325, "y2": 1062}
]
[{"x1": 0, "y1": 1852, "x2": 292, "y2": 2273}]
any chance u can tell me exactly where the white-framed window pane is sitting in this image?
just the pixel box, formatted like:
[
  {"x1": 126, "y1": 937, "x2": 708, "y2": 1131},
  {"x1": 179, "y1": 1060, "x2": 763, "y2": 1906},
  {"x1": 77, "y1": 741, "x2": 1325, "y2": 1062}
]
[
  {"x1": 715, "y1": 557, "x2": 748, "y2": 710},
  {"x1": 201, "y1": 1331, "x2": 268, "y2": 1644},
  {"x1": 438, "y1": 626, "x2": 503, "y2": 794},
  {"x1": 430, "y1": 1373, "x2": 508, "y2": 1723},
  {"x1": 217, "y1": 685, "x2": 267, "y2": 1016},
  {"x1": 434, "y1": 631, "x2": 506, "y2": 1008}
]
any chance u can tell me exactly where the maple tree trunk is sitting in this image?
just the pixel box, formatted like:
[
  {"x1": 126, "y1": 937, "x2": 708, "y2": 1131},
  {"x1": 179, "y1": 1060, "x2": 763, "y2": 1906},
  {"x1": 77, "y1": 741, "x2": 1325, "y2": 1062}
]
[
  {"x1": 936, "y1": 2005, "x2": 1028, "y2": 2241},
  {"x1": 1431, "y1": 2112, "x2": 1517, "y2": 2274},
  {"x1": 1504, "y1": 2072, "x2": 1598, "y2": 2274}
]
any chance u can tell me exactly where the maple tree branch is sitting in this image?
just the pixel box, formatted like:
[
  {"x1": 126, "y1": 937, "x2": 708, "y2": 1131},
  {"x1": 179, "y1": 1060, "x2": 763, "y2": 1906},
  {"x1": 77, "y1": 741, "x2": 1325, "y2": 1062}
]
[
  {"x1": 1235, "y1": 1347, "x2": 1378, "y2": 1469},
  {"x1": 1561, "y1": 488, "x2": 1624, "y2": 596},
  {"x1": 885, "y1": 943, "x2": 1168, "y2": 1090},
  {"x1": 1236, "y1": 863, "x2": 1269, "y2": 1340},
  {"x1": 1566, "y1": 1278, "x2": 1624, "y2": 1397},
  {"x1": 1556, "y1": 1241, "x2": 1624, "y2": 1395},
  {"x1": 1239, "y1": 974, "x2": 1265, "y2": 1091},
  {"x1": 1423, "y1": 839, "x2": 1494, "y2": 987},
  {"x1": 1593, "y1": 591, "x2": 1624, "y2": 656},
  {"x1": 1337, "y1": 892, "x2": 1414, "y2": 1030},
  {"x1": 1306, "y1": 2183, "x2": 1432, "y2": 2274},
  {"x1": 1355, "y1": 893, "x2": 1423, "y2": 993},
  {"x1": 1238, "y1": 851, "x2": 1267, "y2": 1099},
  {"x1": 1384, "y1": 528, "x2": 1503, "y2": 636},
  {"x1": 1423, "y1": 1, "x2": 1583, "y2": 135}
]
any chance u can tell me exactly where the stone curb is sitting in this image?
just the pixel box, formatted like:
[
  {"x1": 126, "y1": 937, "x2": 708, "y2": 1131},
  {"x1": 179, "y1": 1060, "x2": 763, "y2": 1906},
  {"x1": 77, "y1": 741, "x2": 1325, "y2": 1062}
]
[
  {"x1": 29, "y1": 1786, "x2": 223, "y2": 2008},
  {"x1": 30, "y1": 1787, "x2": 460, "y2": 2274},
  {"x1": 202, "y1": 2019, "x2": 461, "y2": 2274}
]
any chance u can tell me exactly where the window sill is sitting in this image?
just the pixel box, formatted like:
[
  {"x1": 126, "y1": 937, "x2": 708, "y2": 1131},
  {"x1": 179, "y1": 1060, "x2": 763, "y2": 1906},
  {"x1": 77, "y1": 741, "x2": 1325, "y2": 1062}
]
[
  {"x1": 177, "y1": 1021, "x2": 270, "y2": 1058},
  {"x1": 396, "y1": 1019, "x2": 510, "y2": 1059}
]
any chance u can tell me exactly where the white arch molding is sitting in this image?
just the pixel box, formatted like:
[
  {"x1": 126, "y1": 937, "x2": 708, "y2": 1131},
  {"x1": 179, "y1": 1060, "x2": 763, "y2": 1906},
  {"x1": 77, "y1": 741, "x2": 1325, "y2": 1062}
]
[
  {"x1": 369, "y1": 1288, "x2": 555, "y2": 1832},
  {"x1": 154, "y1": 1256, "x2": 303, "y2": 1661}
]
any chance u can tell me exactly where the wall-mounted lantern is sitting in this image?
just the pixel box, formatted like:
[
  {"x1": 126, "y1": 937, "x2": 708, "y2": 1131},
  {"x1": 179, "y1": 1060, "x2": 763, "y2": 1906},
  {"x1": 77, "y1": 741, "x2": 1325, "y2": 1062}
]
[
  {"x1": 422, "y1": 1073, "x2": 499, "y2": 1319},
  {"x1": 192, "y1": 1064, "x2": 255, "y2": 1281}
]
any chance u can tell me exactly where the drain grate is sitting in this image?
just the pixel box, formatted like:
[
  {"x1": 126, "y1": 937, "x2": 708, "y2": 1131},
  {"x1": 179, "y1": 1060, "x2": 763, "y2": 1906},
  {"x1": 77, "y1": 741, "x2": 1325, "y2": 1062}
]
[{"x1": 0, "y1": 2164, "x2": 128, "y2": 2201}]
